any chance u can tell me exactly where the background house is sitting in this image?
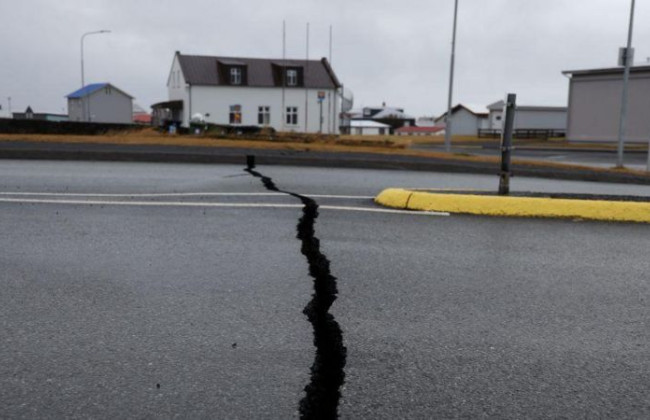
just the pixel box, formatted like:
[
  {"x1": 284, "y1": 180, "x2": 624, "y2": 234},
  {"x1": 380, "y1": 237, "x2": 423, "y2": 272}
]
[
  {"x1": 67, "y1": 83, "x2": 134, "y2": 124},
  {"x1": 349, "y1": 120, "x2": 391, "y2": 135},
  {"x1": 563, "y1": 65, "x2": 650, "y2": 142},
  {"x1": 487, "y1": 100, "x2": 567, "y2": 132},
  {"x1": 341, "y1": 105, "x2": 415, "y2": 135},
  {"x1": 12, "y1": 106, "x2": 68, "y2": 122},
  {"x1": 435, "y1": 104, "x2": 489, "y2": 136},
  {"x1": 156, "y1": 51, "x2": 343, "y2": 133}
]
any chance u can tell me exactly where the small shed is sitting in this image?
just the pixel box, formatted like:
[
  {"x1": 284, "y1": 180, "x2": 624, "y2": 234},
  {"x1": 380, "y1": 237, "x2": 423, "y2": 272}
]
[{"x1": 67, "y1": 83, "x2": 134, "y2": 124}]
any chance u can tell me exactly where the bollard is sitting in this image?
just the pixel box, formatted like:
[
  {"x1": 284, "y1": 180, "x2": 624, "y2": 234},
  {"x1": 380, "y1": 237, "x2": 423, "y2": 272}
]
[{"x1": 498, "y1": 93, "x2": 517, "y2": 195}]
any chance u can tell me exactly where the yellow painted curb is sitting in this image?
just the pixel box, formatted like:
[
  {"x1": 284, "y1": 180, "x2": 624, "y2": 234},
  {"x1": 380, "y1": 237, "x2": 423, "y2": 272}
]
[{"x1": 375, "y1": 188, "x2": 650, "y2": 223}]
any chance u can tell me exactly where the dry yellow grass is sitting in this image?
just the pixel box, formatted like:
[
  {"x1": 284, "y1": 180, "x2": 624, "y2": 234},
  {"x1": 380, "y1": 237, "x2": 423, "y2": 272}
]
[{"x1": 0, "y1": 129, "x2": 648, "y2": 176}]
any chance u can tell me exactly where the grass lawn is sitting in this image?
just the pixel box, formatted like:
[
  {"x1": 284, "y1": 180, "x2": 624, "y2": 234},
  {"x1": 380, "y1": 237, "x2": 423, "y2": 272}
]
[{"x1": 0, "y1": 129, "x2": 648, "y2": 176}]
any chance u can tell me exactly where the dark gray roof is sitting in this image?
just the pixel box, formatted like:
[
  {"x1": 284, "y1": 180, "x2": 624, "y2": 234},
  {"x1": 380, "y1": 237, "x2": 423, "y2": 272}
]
[
  {"x1": 177, "y1": 53, "x2": 341, "y2": 89},
  {"x1": 562, "y1": 65, "x2": 650, "y2": 77},
  {"x1": 487, "y1": 100, "x2": 566, "y2": 112}
]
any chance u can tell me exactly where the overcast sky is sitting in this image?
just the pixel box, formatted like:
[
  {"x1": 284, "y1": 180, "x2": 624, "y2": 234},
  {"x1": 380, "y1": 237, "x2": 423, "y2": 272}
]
[{"x1": 2, "y1": 0, "x2": 649, "y2": 118}]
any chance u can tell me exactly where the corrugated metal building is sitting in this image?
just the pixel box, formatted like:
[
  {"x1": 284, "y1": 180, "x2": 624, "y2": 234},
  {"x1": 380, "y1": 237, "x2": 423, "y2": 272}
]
[
  {"x1": 563, "y1": 66, "x2": 650, "y2": 142},
  {"x1": 67, "y1": 83, "x2": 134, "y2": 124},
  {"x1": 486, "y1": 100, "x2": 567, "y2": 131}
]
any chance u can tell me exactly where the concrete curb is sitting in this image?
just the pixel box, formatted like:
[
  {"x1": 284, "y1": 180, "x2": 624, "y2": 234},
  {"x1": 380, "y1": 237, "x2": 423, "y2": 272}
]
[{"x1": 375, "y1": 188, "x2": 650, "y2": 223}]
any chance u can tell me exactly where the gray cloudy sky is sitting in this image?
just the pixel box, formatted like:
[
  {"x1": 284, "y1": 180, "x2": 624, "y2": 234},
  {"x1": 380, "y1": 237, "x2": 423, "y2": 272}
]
[{"x1": 2, "y1": 0, "x2": 649, "y2": 118}]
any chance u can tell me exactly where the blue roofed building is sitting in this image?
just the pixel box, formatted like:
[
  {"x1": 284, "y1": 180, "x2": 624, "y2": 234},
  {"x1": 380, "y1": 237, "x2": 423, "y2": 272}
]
[{"x1": 67, "y1": 83, "x2": 133, "y2": 124}]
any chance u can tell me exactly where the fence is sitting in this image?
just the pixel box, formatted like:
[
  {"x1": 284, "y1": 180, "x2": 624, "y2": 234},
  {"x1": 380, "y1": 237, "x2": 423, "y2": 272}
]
[
  {"x1": 478, "y1": 128, "x2": 566, "y2": 140},
  {"x1": 0, "y1": 118, "x2": 141, "y2": 135}
]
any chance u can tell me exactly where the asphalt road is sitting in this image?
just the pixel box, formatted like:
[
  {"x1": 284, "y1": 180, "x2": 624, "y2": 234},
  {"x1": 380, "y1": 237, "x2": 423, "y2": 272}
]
[
  {"x1": 2, "y1": 159, "x2": 650, "y2": 419},
  {"x1": 415, "y1": 143, "x2": 650, "y2": 170}
]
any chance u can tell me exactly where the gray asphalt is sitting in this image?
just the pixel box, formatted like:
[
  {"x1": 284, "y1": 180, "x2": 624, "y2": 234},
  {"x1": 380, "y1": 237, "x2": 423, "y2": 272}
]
[
  {"x1": 2, "y1": 160, "x2": 650, "y2": 419},
  {"x1": 415, "y1": 143, "x2": 650, "y2": 170}
]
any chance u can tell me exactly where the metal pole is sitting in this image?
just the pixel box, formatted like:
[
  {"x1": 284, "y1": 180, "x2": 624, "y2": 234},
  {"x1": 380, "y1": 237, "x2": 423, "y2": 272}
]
[
  {"x1": 7, "y1": 97, "x2": 11, "y2": 117},
  {"x1": 305, "y1": 22, "x2": 310, "y2": 133},
  {"x1": 444, "y1": 0, "x2": 459, "y2": 153},
  {"x1": 319, "y1": 100, "x2": 323, "y2": 133},
  {"x1": 499, "y1": 94, "x2": 516, "y2": 195},
  {"x1": 80, "y1": 30, "x2": 110, "y2": 122},
  {"x1": 282, "y1": 21, "x2": 286, "y2": 132},
  {"x1": 328, "y1": 25, "x2": 333, "y2": 134},
  {"x1": 616, "y1": 0, "x2": 635, "y2": 168}
]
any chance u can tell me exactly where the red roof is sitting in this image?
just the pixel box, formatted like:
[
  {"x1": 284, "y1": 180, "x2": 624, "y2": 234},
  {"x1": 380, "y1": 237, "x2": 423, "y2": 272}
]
[
  {"x1": 133, "y1": 113, "x2": 152, "y2": 124},
  {"x1": 395, "y1": 125, "x2": 445, "y2": 134}
]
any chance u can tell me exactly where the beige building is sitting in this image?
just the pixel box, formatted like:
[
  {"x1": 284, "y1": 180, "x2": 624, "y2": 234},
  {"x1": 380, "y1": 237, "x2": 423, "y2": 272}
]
[{"x1": 562, "y1": 66, "x2": 650, "y2": 142}]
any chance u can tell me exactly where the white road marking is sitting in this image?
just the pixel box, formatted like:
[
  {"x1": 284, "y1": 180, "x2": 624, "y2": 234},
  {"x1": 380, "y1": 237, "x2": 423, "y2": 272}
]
[
  {"x1": 0, "y1": 197, "x2": 448, "y2": 216},
  {"x1": 0, "y1": 192, "x2": 375, "y2": 200}
]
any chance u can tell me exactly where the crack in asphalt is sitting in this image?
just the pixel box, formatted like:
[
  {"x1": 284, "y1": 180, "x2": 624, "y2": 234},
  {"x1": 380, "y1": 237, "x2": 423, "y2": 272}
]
[{"x1": 245, "y1": 156, "x2": 347, "y2": 420}]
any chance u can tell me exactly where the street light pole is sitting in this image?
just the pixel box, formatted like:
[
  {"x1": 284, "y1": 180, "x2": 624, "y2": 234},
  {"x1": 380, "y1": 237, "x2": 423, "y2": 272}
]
[
  {"x1": 80, "y1": 30, "x2": 110, "y2": 121},
  {"x1": 616, "y1": 0, "x2": 635, "y2": 168},
  {"x1": 444, "y1": 0, "x2": 459, "y2": 153}
]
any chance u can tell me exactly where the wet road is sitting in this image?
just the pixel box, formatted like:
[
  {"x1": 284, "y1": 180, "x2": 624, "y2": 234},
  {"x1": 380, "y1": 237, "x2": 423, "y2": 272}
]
[
  {"x1": 2, "y1": 160, "x2": 650, "y2": 419},
  {"x1": 414, "y1": 143, "x2": 650, "y2": 170}
]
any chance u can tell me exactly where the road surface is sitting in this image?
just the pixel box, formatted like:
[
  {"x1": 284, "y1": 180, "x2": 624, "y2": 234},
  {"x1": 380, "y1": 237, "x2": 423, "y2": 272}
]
[{"x1": 1, "y1": 159, "x2": 650, "y2": 419}]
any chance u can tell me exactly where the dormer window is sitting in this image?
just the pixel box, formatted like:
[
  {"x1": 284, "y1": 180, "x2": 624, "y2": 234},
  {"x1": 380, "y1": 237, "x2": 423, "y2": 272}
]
[
  {"x1": 287, "y1": 69, "x2": 298, "y2": 86},
  {"x1": 230, "y1": 67, "x2": 242, "y2": 85}
]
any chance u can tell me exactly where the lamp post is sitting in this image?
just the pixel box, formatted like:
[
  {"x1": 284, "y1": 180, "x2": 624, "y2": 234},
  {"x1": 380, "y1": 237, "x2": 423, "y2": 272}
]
[
  {"x1": 444, "y1": 0, "x2": 459, "y2": 153},
  {"x1": 616, "y1": 0, "x2": 635, "y2": 168},
  {"x1": 80, "y1": 30, "x2": 110, "y2": 121}
]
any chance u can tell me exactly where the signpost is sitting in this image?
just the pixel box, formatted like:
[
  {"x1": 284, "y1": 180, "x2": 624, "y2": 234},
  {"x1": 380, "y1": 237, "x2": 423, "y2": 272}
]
[{"x1": 317, "y1": 91, "x2": 325, "y2": 133}]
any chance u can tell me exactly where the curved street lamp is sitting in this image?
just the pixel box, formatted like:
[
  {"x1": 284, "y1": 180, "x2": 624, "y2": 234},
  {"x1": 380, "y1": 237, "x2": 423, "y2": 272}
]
[
  {"x1": 81, "y1": 30, "x2": 111, "y2": 88},
  {"x1": 80, "y1": 30, "x2": 111, "y2": 121}
]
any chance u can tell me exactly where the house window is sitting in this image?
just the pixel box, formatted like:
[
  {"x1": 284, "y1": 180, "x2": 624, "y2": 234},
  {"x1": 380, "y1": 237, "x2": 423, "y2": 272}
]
[
  {"x1": 286, "y1": 106, "x2": 298, "y2": 125},
  {"x1": 230, "y1": 67, "x2": 242, "y2": 85},
  {"x1": 105, "y1": 86, "x2": 112, "y2": 95},
  {"x1": 287, "y1": 69, "x2": 298, "y2": 86},
  {"x1": 258, "y1": 106, "x2": 270, "y2": 125},
  {"x1": 229, "y1": 105, "x2": 242, "y2": 124}
]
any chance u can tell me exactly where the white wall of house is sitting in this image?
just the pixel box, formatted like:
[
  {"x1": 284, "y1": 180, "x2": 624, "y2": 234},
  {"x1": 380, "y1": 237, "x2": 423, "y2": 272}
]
[
  {"x1": 68, "y1": 86, "x2": 133, "y2": 124},
  {"x1": 168, "y1": 56, "x2": 187, "y2": 103},
  {"x1": 178, "y1": 85, "x2": 337, "y2": 133}
]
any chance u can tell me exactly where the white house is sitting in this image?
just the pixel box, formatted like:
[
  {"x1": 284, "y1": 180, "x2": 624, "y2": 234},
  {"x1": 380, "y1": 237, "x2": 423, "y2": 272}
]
[
  {"x1": 156, "y1": 51, "x2": 342, "y2": 134},
  {"x1": 487, "y1": 100, "x2": 567, "y2": 131},
  {"x1": 67, "y1": 83, "x2": 134, "y2": 124},
  {"x1": 349, "y1": 120, "x2": 391, "y2": 135},
  {"x1": 435, "y1": 104, "x2": 489, "y2": 136}
]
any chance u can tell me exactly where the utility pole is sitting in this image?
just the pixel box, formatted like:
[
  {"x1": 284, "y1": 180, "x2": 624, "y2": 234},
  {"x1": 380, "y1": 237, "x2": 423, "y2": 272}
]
[
  {"x1": 444, "y1": 0, "x2": 459, "y2": 153},
  {"x1": 616, "y1": 0, "x2": 636, "y2": 168}
]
